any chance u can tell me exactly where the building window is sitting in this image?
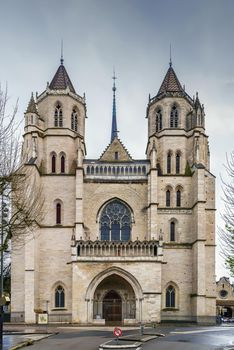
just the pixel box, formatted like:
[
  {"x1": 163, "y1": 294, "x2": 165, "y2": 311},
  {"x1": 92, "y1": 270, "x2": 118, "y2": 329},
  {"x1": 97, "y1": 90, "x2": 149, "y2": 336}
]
[
  {"x1": 55, "y1": 285, "x2": 65, "y2": 308},
  {"x1": 176, "y1": 190, "x2": 181, "y2": 207},
  {"x1": 71, "y1": 109, "x2": 78, "y2": 132},
  {"x1": 166, "y1": 285, "x2": 175, "y2": 308},
  {"x1": 167, "y1": 152, "x2": 171, "y2": 174},
  {"x1": 170, "y1": 221, "x2": 175, "y2": 241},
  {"x1": 56, "y1": 203, "x2": 61, "y2": 224},
  {"x1": 55, "y1": 103, "x2": 63, "y2": 127},
  {"x1": 219, "y1": 290, "x2": 228, "y2": 298},
  {"x1": 100, "y1": 200, "x2": 132, "y2": 241},
  {"x1": 51, "y1": 154, "x2": 56, "y2": 173},
  {"x1": 170, "y1": 105, "x2": 178, "y2": 128},
  {"x1": 176, "y1": 153, "x2": 180, "y2": 174},
  {"x1": 61, "y1": 155, "x2": 65, "y2": 173},
  {"x1": 156, "y1": 109, "x2": 162, "y2": 132},
  {"x1": 115, "y1": 152, "x2": 119, "y2": 160},
  {"x1": 166, "y1": 190, "x2": 171, "y2": 207}
]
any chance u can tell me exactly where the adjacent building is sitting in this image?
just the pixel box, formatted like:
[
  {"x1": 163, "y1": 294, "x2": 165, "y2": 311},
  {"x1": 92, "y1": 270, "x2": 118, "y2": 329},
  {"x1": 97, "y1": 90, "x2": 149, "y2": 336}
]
[{"x1": 216, "y1": 277, "x2": 234, "y2": 318}]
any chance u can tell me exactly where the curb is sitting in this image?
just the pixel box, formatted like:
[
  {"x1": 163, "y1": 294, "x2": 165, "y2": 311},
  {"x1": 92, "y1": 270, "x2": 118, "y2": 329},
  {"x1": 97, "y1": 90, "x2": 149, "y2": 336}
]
[
  {"x1": 10, "y1": 340, "x2": 34, "y2": 350},
  {"x1": 10, "y1": 333, "x2": 54, "y2": 350}
]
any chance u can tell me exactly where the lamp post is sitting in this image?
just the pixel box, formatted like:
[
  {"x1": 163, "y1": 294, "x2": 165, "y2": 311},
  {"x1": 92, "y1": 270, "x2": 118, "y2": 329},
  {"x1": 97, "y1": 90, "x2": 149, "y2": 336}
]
[
  {"x1": 0, "y1": 189, "x2": 9, "y2": 349},
  {"x1": 0, "y1": 193, "x2": 4, "y2": 348},
  {"x1": 46, "y1": 300, "x2": 49, "y2": 334}
]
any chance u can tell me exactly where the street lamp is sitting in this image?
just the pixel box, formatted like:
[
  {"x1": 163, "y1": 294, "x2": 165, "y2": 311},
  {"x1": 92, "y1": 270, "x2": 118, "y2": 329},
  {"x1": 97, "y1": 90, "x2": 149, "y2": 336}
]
[{"x1": 0, "y1": 194, "x2": 9, "y2": 348}]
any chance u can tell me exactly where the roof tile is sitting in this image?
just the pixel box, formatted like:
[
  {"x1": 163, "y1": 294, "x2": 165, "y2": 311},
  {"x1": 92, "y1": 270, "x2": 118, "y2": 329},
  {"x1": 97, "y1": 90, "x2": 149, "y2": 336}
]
[
  {"x1": 49, "y1": 63, "x2": 76, "y2": 93},
  {"x1": 157, "y1": 66, "x2": 183, "y2": 95}
]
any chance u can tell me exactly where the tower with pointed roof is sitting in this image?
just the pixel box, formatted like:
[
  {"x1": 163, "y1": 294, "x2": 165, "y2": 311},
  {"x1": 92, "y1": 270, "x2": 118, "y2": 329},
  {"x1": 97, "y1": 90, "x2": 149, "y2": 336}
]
[
  {"x1": 11, "y1": 58, "x2": 216, "y2": 325},
  {"x1": 146, "y1": 61, "x2": 215, "y2": 323}
]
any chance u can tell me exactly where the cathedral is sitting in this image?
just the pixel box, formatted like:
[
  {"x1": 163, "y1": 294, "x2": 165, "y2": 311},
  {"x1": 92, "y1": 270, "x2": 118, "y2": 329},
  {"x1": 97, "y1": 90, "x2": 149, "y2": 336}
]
[{"x1": 11, "y1": 57, "x2": 216, "y2": 325}]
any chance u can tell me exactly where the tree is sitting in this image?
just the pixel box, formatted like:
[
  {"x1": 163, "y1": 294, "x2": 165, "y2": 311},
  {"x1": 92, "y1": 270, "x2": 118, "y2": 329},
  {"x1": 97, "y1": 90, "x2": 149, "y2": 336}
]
[
  {"x1": 219, "y1": 151, "x2": 234, "y2": 276},
  {"x1": 0, "y1": 84, "x2": 44, "y2": 292}
]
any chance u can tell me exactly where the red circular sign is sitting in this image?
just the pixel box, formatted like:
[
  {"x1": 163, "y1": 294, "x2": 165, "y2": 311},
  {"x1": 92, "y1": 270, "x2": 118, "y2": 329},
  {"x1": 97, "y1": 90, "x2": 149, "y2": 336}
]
[{"x1": 113, "y1": 327, "x2": 122, "y2": 337}]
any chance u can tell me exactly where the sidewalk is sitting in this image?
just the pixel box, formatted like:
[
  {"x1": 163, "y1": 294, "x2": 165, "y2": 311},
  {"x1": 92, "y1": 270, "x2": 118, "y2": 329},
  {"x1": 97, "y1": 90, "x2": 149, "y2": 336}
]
[
  {"x1": 3, "y1": 333, "x2": 52, "y2": 350},
  {"x1": 3, "y1": 324, "x2": 56, "y2": 350}
]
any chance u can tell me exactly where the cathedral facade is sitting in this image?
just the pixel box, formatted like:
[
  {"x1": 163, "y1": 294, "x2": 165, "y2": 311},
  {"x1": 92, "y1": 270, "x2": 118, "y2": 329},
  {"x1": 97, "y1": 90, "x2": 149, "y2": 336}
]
[{"x1": 11, "y1": 58, "x2": 216, "y2": 324}]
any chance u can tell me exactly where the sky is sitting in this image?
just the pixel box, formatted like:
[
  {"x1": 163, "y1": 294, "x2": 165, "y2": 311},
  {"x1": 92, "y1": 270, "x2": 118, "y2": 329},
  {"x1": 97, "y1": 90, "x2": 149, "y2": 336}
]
[{"x1": 0, "y1": 0, "x2": 233, "y2": 280}]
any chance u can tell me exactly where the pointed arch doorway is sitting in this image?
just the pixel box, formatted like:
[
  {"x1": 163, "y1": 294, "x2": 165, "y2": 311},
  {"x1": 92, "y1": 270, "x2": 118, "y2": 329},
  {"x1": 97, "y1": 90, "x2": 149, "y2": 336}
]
[
  {"x1": 103, "y1": 290, "x2": 122, "y2": 324},
  {"x1": 92, "y1": 273, "x2": 136, "y2": 326}
]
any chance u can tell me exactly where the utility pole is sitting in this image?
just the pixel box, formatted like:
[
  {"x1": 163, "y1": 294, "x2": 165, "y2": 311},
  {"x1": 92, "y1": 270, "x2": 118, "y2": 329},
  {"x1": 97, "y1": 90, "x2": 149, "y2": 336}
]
[{"x1": 0, "y1": 187, "x2": 9, "y2": 349}]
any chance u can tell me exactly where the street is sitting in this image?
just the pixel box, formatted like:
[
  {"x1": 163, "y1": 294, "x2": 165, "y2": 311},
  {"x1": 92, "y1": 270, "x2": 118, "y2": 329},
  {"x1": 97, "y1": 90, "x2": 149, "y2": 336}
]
[{"x1": 9, "y1": 325, "x2": 234, "y2": 350}]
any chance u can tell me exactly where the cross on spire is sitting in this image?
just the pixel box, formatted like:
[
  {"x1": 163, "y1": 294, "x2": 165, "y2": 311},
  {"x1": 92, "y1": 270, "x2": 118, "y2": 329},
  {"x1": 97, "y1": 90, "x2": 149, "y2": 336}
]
[
  {"x1": 60, "y1": 39, "x2": 64, "y2": 65},
  {"x1": 169, "y1": 44, "x2": 172, "y2": 67},
  {"x1": 112, "y1": 69, "x2": 117, "y2": 91}
]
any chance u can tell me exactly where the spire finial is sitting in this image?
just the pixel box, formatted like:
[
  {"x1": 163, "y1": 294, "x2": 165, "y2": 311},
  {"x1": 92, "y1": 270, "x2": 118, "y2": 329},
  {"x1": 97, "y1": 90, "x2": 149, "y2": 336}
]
[
  {"x1": 60, "y1": 39, "x2": 64, "y2": 65},
  {"x1": 111, "y1": 68, "x2": 118, "y2": 142},
  {"x1": 112, "y1": 67, "x2": 117, "y2": 91},
  {"x1": 169, "y1": 44, "x2": 172, "y2": 67}
]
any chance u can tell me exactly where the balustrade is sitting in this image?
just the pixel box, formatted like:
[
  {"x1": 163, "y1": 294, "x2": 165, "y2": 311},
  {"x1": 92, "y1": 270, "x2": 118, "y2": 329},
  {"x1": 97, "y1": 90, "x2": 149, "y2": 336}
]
[
  {"x1": 84, "y1": 162, "x2": 149, "y2": 179},
  {"x1": 75, "y1": 240, "x2": 158, "y2": 257}
]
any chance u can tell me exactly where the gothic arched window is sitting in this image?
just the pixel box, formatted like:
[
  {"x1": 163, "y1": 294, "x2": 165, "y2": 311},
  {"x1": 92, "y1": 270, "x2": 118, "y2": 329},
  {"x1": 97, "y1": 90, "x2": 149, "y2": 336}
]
[
  {"x1": 176, "y1": 153, "x2": 180, "y2": 174},
  {"x1": 166, "y1": 285, "x2": 175, "y2": 308},
  {"x1": 170, "y1": 105, "x2": 178, "y2": 128},
  {"x1": 167, "y1": 152, "x2": 172, "y2": 174},
  {"x1": 176, "y1": 190, "x2": 181, "y2": 207},
  {"x1": 156, "y1": 109, "x2": 162, "y2": 132},
  {"x1": 55, "y1": 285, "x2": 65, "y2": 308},
  {"x1": 54, "y1": 103, "x2": 63, "y2": 127},
  {"x1": 51, "y1": 154, "x2": 56, "y2": 173},
  {"x1": 166, "y1": 190, "x2": 171, "y2": 207},
  {"x1": 100, "y1": 200, "x2": 132, "y2": 241},
  {"x1": 170, "y1": 221, "x2": 175, "y2": 241},
  {"x1": 56, "y1": 203, "x2": 61, "y2": 224},
  {"x1": 61, "y1": 154, "x2": 65, "y2": 173},
  {"x1": 71, "y1": 108, "x2": 78, "y2": 132}
]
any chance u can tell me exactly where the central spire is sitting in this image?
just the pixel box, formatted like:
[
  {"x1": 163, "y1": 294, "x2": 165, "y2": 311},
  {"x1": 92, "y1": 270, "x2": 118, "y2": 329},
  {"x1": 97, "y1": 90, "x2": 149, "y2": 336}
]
[{"x1": 111, "y1": 69, "x2": 118, "y2": 142}]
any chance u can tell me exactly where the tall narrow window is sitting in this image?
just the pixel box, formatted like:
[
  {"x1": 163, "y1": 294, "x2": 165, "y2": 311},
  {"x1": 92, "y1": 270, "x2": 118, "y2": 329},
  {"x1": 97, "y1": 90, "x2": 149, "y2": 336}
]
[
  {"x1": 71, "y1": 109, "x2": 78, "y2": 132},
  {"x1": 166, "y1": 190, "x2": 171, "y2": 207},
  {"x1": 176, "y1": 153, "x2": 180, "y2": 174},
  {"x1": 55, "y1": 285, "x2": 65, "y2": 308},
  {"x1": 167, "y1": 152, "x2": 171, "y2": 174},
  {"x1": 56, "y1": 203, "x2": 61, "y2": 224},
  {"x1": 61, "y1": 155, "x2": 65, "y2": 173},
  {"x1": 156, "y1": 109, "x2": 162, "y2": 132},
  {"x1": 52, "y1": 155, "x2": 56, "y2": 173},
  {"x1": 176, "y1": 190, "x2": 181, "y2": 207},
  {"x1": 170, "y1": 221, "x2": 175, "y2": 241},
  {"x1": 170, "y1": 105, "x2": 178, "y2": 128},
  {"x1": 55, "y1": 103, "x2": 63, "y2": 127},
  {"x1": 166, "y1": 285, "x2": 175, "y2": 308}
]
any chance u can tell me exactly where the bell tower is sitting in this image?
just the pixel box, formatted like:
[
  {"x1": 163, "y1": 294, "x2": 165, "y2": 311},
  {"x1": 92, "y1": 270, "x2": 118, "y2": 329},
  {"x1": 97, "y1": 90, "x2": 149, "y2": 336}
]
[{"x1": 146, "y1": 62, "x2": 216, "y2": 323}]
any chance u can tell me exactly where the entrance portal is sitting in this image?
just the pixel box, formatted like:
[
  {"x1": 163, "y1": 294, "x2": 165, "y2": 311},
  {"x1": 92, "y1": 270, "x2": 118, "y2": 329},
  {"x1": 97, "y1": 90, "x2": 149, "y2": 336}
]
[
  {"x1": 103, "y1": 290, "x2": 122, "y2": 324},
  {"x1": 93, "y1": 273, "x2": 136, "y2": 325}
]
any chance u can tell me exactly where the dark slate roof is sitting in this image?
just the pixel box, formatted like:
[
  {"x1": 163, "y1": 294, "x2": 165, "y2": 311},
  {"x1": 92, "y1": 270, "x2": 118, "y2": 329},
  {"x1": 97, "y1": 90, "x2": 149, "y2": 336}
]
[
  {"x1": 26, "y1": 93, "x2": 37, "y2": 114},
  {"x1": 28, "y1": 157, "x2": 37, "y2": 164},
  {"x1": 49, "y1": 63, "x2": 76, "y2": 93},
  {"x1": 157, "y1": 66, "x2": 183, "y2": 96}
]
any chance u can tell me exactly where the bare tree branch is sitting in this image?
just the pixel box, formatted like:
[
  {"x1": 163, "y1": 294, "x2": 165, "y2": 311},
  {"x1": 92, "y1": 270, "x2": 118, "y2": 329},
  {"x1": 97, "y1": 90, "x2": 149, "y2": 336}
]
[
  {"x1": 0, "y1": 84, "x2": 44, "y2": 291},
  {"x1": 218, "y1": 151, "x2": 234, "y2": 276}
]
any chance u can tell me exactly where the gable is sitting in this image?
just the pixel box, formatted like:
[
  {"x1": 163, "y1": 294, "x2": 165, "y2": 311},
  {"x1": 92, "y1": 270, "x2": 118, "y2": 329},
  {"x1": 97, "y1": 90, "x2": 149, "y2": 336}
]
[{"x1": 99, "y1": 137, "x2": 132, "y2": 162}]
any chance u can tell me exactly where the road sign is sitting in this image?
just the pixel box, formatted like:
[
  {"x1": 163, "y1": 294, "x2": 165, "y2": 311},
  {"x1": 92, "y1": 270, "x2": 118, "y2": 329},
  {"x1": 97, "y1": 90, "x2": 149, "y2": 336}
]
[
  {"x1": 113, "y1": 327, "x2": 122, "y2": 337},
  {"x1": 38, "y1": 313, "x2": 48, "y2": 324}
]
